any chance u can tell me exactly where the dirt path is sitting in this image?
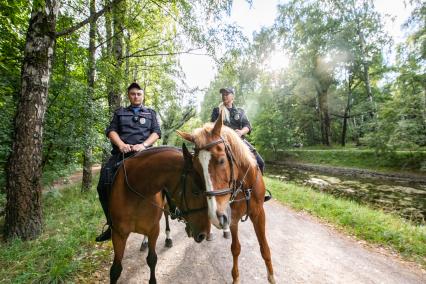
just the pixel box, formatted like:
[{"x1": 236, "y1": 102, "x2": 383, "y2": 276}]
[
  {"x1": 44, "y1": 166, "x2": 101, "y2": 191},
  {"x1": 99, "y1": 200, "x2": 425, "y2": 284}
]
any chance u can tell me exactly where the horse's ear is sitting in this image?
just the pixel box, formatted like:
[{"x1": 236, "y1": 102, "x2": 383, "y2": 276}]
[
  {"x1": 176, "y1": 130, "x2": 194, "y2": 143},
  {"x1": 182, "y1": 143, "x2": 193, "y2": 165},
  {"x1": 212, "y1": 110, "x2": 223, "y2": 136}
]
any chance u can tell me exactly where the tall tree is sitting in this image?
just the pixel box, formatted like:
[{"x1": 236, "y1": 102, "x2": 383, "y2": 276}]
[
  {"x1": 4, "y1": 0, "x2": 120, "y2": 240},
  {"x1": 82, "y1": 0, "x2": 97, "y2": 192},
  {"x1": 5, "y1": 0, "x2": 60, "y2": 240}
]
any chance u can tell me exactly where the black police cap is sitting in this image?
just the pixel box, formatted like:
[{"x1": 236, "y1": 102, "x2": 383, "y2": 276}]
[
  {"x1": 127, "y1": 82, "x2": 142, "y2": 92},
  {"x1": 219, "y1": 87, "x2": 234, "y2": 95}
]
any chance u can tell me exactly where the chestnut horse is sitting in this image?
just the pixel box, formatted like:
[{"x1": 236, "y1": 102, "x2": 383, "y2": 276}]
[
  {"x1": 109, "y1": 146, "x2": 209, "y2": 284},
  {"x1": 178, "y1": 114, "x2": 276, "y2": 284}
]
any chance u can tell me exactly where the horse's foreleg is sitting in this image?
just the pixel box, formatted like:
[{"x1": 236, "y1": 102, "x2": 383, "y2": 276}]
[
  {"x1": 250, "y1": 207, "x2": 275, "y2": 284},
  {"x1": 230, "y1": 223, "x2": 241, "y2": 284},
  {"x1": 164, "y1": 212, "x2": 173, "y2": 248},
  {"x1": 110, "y1": 229, "x2": 129, "y2": 284},
  {"x1": 147, "y1": 226, "x2": 160, "y2": 284}
]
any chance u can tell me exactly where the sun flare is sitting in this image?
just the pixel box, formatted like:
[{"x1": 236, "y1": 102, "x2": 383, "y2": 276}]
[{"x1": 265, "y1": 51, "x2": 290, "y2": 71}]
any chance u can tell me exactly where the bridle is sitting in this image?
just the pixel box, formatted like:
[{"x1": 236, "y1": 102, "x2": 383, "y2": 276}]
[
  {"x1": 194, "y1": 136, "x2": 238, "y2": 197},
  {"x1": 121, "y1": 153, "x2": 207, "y2": 224},
  {"x1": 193, "y1": 136, "x2": 256, "y2": 221},
  {"x1": 162, "y1": 160, "x2": 207, "y2": 221}
]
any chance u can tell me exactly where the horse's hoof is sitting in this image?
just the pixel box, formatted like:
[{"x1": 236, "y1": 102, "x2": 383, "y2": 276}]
[
  {"x1": 165, "y1": 238, "x2": 173, "y2": 248},
  {"x1": 268, "y1": 274, "x2": 276, "y2": 284},
  {"x1": 223, "y1": 231, "x2": 231, "y2": 239},
  {"x1": 206, "y1": 233, "x2": 214, "y2": 241},
  {"x1": 140, "y1": 241, "x2": 148, "y2": 252}
]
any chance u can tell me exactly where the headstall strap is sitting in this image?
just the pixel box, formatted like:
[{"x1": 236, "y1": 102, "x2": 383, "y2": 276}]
[{"x1": 193, "y1": 135, "x2": 254, "y2": 222}]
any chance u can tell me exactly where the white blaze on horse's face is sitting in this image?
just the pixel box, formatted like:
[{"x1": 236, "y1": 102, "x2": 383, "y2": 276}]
[{"x1": 198, "y1": 150, "x2": 221, "y2": 228}]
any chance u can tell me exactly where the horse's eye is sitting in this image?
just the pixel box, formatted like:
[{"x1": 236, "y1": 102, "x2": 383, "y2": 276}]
[{"x1": 218, "y1": 158, "x2": 225, "y2": 165}]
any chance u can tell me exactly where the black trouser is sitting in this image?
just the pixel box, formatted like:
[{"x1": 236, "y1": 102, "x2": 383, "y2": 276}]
[
  {"x1": 242, "y1": 139, "x2": 265, "y2": 174},
  {"x1": 97, "y1": 152, "x2": 134, "y2": 225}
]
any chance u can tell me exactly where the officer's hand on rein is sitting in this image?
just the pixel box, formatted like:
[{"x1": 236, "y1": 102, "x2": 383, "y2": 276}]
[
  {"x1": 130, "y1": 144, "x2": 146, "y2": 152},
  {"x1": 119, "y1": 144, "x2": 132, "y2": 153},
  {"x1": 235, "y1": 129, "x2": 243, "y2": 137}
]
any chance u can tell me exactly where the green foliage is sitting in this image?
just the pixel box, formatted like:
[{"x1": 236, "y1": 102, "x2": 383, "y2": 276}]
[
  {"x1": 266, "y1": 177, "x2": 426, "y2": 266},
  {"x1": 0, "y1": 0, "x2": 30, "y2": 190},
  {"x1": 199, "y1": 0, "x2": 424, "y2": 156},
  {"x1": 0, "y1": 178, "x2": 108, "y2": 283}
]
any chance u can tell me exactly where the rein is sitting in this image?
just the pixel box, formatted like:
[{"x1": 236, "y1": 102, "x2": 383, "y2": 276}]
[{"x1": 121, "y1": 153, "x2": 206, "y2": 223}]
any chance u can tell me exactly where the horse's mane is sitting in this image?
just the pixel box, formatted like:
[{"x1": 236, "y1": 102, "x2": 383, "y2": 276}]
[{"x1": 192, "y1": 123, "x2": 257, "y2": 169}]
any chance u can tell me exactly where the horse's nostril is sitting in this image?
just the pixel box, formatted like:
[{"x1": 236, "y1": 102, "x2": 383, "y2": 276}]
[{"x1": 196, "y1": 233, "x2": 206, "y2": 243}]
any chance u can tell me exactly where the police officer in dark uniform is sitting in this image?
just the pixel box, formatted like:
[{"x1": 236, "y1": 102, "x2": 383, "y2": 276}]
[
  {"x1": 95, "y1": 82, "x2": 161, "y2": 242},
  {"x1": 210, "y1": 87, "x2": 265, "y2": 173}
]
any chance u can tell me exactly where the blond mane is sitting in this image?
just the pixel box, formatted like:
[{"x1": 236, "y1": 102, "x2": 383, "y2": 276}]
[{"x1": 192, "y1": 123, "x2": 257, "y2": 169}]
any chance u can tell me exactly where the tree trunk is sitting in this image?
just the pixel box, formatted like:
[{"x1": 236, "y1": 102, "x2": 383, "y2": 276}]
[
  {"x1": 125, "y1": 31, "x2": 131, "y2": 86},
  {"x1": 108, "y1": 0, "x2": 126, "y2": 113},
  {"x1": 357, "y1": 27, "x2": 376, "y2": 119},
  {"x1": 4, "y1": 0, "x2": 59, "y2": 241},
  {"x1": 318, "y1": 89, "x2": 331, "y2": 146},
  {"x1": 162, "y1": 132, "x2": 170, "y2": 145},
  {"x1": 341, "y1": 73, "x2": 354, "y2": 146},
  {"x1": 314, "y1": 56, "x2": 332, "y2": 146},
  {"x1": 82, "y1": 0, "x2": 97, "y2": 192}
]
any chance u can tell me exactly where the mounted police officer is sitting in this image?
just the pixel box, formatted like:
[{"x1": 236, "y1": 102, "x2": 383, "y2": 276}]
[
  {"x1": 95, "y1": 82, "x2": 161, "y2": 242},
  {"x1": 210, "y1": 87, "x2": 265, "y2": 173}
]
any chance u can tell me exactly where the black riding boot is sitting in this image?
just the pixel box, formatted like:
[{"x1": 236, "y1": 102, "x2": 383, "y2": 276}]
[
  {"x1": 95, "y1": 188, "x2": 112, "y2": 242},
  {"x1": 95, "y1": 162, "x2": 114, "y2": 242},
  {"x1": 95, "y1": 226, "x2": 112, "y2": 242}
]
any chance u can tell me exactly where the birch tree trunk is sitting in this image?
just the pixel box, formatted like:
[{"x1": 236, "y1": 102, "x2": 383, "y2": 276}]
[
  {"x1": 4, "y1": 0, "x2": 59, "y2": 240},
  {"x1": 82, "y1": 0, "x2": 97, "y2": 192}
]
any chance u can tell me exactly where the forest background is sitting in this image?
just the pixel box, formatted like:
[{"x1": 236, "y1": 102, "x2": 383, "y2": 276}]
[{"x1": 0, "y1": 0, "x2": 425, "y2": 241}]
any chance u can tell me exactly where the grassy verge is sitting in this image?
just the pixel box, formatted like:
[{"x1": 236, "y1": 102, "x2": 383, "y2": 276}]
[
  {"x1": 265, "y1": 148, "x2": 426, "y2": 174},
  {"x1": 266, "y1": 177, "x2": 426, "y2": 267},
  {"x1": 0, "y1": 176, "x2": 111, "y2": 283}
]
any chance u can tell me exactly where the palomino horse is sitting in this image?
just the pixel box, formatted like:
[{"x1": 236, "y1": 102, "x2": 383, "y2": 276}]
[
  {"x1": 177, "y1": 113, "x2": 276, "y2": 284},
  {"x1": 109, "y1": 146, "x2": 210, "y2": 284}
]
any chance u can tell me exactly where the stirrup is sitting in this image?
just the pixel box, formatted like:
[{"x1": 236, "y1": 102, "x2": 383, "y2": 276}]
[{"x1": 264, "y1": 190, "x2": 272, "y2": 202}]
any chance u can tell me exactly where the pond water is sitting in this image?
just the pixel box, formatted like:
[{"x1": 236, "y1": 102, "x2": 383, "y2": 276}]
[{"x1": 266, "y1": 164, "x2": 426, "y2": 224}]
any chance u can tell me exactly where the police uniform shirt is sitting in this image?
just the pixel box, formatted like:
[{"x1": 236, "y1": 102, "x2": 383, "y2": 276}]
[
  {"x1": 106, "y1": 106, "x2": 161, "y2": 154},
  {"x1": 210, "y1": 105, "x2": 252, "y2": 135}
]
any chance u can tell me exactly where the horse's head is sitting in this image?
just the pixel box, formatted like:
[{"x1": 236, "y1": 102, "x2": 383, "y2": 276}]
[
  {"x1": 179, "y1": 143, "x2": 211, "y2": 242},
  {"x1": 178, "y1": 112, "x2": 256, "y2": 231}
]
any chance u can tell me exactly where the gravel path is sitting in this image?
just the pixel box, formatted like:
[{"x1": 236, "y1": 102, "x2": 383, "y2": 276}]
[{"x1": 108, "y1": 200, "x2": 425, "y2": 284}]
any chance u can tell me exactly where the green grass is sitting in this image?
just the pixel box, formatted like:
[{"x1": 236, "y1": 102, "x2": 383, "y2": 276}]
[
  {"x1": 266, "y1": 177, "x2": 426, "y2": 267},
  {"x1": 0, "y1": 177, "x2": 111, "y2": 283},
  {"x1": 265, "y1": 148, "x2": 426, "y2": 174}
]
